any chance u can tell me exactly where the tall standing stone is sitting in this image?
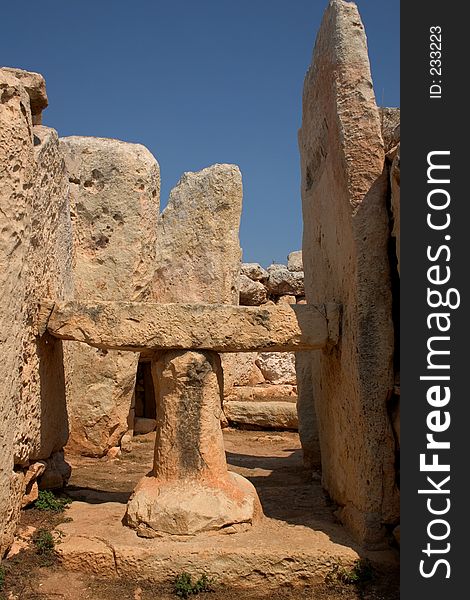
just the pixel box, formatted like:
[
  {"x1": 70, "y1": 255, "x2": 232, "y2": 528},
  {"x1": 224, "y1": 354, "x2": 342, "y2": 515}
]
[
  {"x1": 153, "y1": 163, "x2": 244, "y2": 409},
  {"x1": 298, "y1": 0, "x2": 398, "y2": 545},
  {"x1": 153, "y1": 164, "x2": 242, "y2": 304},
  {"x1": 1, "y1": 69, "x2": 73, "y2": 554},
  {"x1": 0, "y1": 71, "x2": 34, "y2": 556},
  {"x1": 16, "y1": 125, "x2": 74, "y2": 471},
  {"x1": 61, "y1": 137, "x2": 160, "y2": 457}
]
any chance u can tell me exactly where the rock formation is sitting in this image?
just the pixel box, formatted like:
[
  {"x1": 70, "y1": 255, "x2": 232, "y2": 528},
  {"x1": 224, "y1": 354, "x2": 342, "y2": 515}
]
[
  {"x1": 223, "y1": 255, "x2": 307, "y2": 430},
  {"x1": 153, "y1": 164, "x2": 242, "y2": 304},
  {"x1": 0, "y1": 69, "x2": 73, "y2": 554},
  {"x1": 61, "y1": 136, "x2": 160, "y2": 457},
  {"x1": 299, "y1": 0, "x2": 399, "y2": 546}
]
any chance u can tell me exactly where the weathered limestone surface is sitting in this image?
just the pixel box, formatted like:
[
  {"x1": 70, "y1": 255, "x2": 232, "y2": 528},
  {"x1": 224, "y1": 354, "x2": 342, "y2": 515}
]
[
  {"x1": 0, "y1": 71, "x2": 73, "y2": 555},
  {"x1": 56, "y1": 500, "x2": 364, "y2": 588},
  {"x1": 239, "y1": 274, "x2": 267, "y2": 306},
  {"x1": 125, "y1": 351, "x2": 262, "y2": 536},
  {"x1": 296, "y1": 352, "x2": 321, "y2": 469},
  {"x1": 61, "y1": 137, "x2": 160, "y2": 302},
  {"x1": 379, "y1": 107, "x2": 400, "y2": 152},
  {"x1": 0, "y1": 71, "x2": 34, "y2": 556},
  {"x1": 277, "y1": 295, "x2": 296, "y2": 305},
  {"x1": 0, "y1": 67, "x2": 48, "y2": 124},
  {"x1": 240, "y1": 263, "x2": 268, "y2": 282},
  {"x1": 221, "y1": 353, "x2": 264, "y2": 393},
  {"x1": 267, "y1": 265, "x2": 304, "y2": 296},
  {"x1": 224, "y1": 401, "x2": 298, "y2": 430},
  {"x1": 287, "y1": 250, "x2": 303, "y2": 272},
  {"x1": 299, "y1": 0, "x2": 398, "y2": 545},
  {"x1": 60, "y1": 136, "x2": 160, "y2": 457},
  {"x1": 39, "y1": 451, "x2": 72, "y2": 490},
  {"x1": 225, "y1": 385, "x2": 297, "y2": 404},
  {"x1": 255, "y1": 352, "x2": 296, "y2": 385},
  {"x1": 64, "y1": 345, "x2": 139, "y2": 456},
  {"x1": 234, "y1": 257, "x2": 304, "y2": 431},
  {"x1": 43, "y1": 301, "x2": 334, "y2": 353},
  {"x1": 153, "y1": 164, "x2": 242, "y2": 304},
  {"x1": 17, "y1": 126, "x2": 73, "y2": 467}
]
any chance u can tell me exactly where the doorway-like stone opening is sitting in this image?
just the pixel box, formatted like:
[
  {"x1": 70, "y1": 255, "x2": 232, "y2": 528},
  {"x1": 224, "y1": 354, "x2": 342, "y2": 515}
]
[{"x1": 133, "y1": 360, "x2": 157, "y2": 435}]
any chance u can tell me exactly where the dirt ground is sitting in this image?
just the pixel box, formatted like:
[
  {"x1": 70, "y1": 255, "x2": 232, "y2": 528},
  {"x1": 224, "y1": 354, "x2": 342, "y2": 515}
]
[{"x1": 1, "y1": 430, "x2": 399, "y2": 599}]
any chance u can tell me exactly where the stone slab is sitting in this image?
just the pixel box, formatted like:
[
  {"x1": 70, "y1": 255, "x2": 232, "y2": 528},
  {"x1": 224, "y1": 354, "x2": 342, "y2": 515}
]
[
  {"x1": 55, "y1": 501, "x2": 376, "y2": 588},
  {"x1": 42, "y1": 301, "x2": 337, "y2": 353}
]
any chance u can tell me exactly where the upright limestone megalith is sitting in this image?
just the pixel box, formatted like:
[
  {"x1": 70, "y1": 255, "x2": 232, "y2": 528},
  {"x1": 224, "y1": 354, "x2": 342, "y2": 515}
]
[
  {"x1": 1, "y1": 69, "x2": 74, "y2": 555},
  {"x1": 153, "y1": 163, "x2": 244, "y2": 415},
  {"x1": 61, "y1": 137, "x2": 160, "y2": 457},
  {"x1": 153, "y1": 164, "x2": 242, "y2": 304},
  {"x1": 298, "y1": 0, "x2": 399, "y2": 545}
]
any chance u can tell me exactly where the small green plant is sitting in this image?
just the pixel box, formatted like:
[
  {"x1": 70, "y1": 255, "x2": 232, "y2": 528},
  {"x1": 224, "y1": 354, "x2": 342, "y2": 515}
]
[
  {"x1": 33, "y1": 529, "x2": 55, "y2": 555},
  {"x1": 174, "y1": 572, "x2": 214, "y2": 598},
  {"x1": 0, "y1": 564, "x2": 5, "y2": 591},
  {"x1": 34, "y1": 490, "x2": 71, "y2": 512},
  {"x1": 326, "y1": 559, "x2": 374, "y2": 586}
]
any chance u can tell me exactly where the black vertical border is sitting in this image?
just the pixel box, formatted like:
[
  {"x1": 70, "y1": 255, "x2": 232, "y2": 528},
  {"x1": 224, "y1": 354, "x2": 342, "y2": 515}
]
[{"x1": 401, "y1": 1, "x2": 468, "y2": 597}]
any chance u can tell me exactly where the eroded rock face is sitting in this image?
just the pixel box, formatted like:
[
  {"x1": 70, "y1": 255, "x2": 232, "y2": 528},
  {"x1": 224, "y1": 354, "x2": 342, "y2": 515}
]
[
  {"x1": 0, "y1": 71, "x2": 73, "y2": 555},
  {"x1": 299, "y1": 0, "x2": 398, "y2": 545},
  {"x1": 125, "y1": 351, "x2": 262, "y2": 536},
  {"x1": 0, "y1": 71, "x2": 34, "y2": 556},
  {"x1": 16, "y1": 126, "x2": 73, "y2": 466},
  {"x1": 241, "y1": 262, "x2": 268, "y2": 282},
  {"x1": 256, "y1": 353, "x2": 296, "y2": 385},
  {"x1": 267, "y1": 265, "x2": 304, "y2": 296},
  {"x1": 239, "y1": 274, "x2": 267, "y2": 306},
  {"x1": 0, "y1": 67, "x2": 48, "y2": 124},
  {"x1": 296, "y1": 352, "x2": 321, "y2": 470},
  {"x1": 224, "y1": 401, "x2": 298, "y2": 430},
  {"x1": 287, "y1": 251, "x2": 303, "y2": 272},
  {"x1": 379, "y1": 107, "x2": 400, "y2": 152},
  {"x1": 221, "y1": 353, "x2": 264, "y2": 393},
  {"x1": 390, "y1": 143, "x2": 400, "y2": 275},
  {"x1": 225, "y1": 385, "x2": 297, "y2": 403},
  {"x1": 61, "y1": 136, "x2": 160, "y2": 457},
  {"x1": 153, "y1": 164, "x2": 242, "y2": 304}
]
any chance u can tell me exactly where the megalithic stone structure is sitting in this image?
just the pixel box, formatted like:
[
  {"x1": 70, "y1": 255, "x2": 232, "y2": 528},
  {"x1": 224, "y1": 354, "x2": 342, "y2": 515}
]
[
  {"x1": 0, "y1": 69, "x2": 73, "y2": 555},
  {"x1": 60, "y1": 136, "x2": 160, "y2": 457},
  {"x1": 41, "y1": 300, "x2": 336, "y2": 353},
  {"x1": 39, "y1": 298, "x2": 338, "y2": 536},
  {"x1": 298, "y1": 0, "x2": 399, "y2": 546},
  {"x1": 125, "y1": 350, "x2": 262, "y2": 536}
]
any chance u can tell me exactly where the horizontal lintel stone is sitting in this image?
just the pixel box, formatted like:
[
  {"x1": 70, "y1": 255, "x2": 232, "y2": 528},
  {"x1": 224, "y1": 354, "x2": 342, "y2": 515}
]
[{"x1": 40, "y1": 300, "x2": 339, "y2": 353}]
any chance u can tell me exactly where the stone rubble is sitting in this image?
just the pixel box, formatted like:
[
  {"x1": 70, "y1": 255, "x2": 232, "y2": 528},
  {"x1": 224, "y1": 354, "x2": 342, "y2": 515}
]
[
  {"x1": 225, "y1": 253, "x2": 305, "y2": 430},
  {"x1": 239, "y1": 274, "x2": 268, "y2": 306},
  {"x1": 240, "y1": 262, "x2": 268, "y2": 282},
  {"x1": 287, "y1": 250, "x2": 303, "y2": 272}
]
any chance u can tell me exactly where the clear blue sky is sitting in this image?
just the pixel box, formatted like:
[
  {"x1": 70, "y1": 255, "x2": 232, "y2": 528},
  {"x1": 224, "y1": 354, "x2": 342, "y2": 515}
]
[{"x1": 1, "y1": 1, "x2": 399, "y2": 267}]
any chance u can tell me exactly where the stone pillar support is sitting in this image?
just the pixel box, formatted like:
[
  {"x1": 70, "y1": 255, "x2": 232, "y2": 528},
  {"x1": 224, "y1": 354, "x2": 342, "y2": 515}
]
[{"x1": 125, "y1": 350, "x2": 262, "y2": 537}]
